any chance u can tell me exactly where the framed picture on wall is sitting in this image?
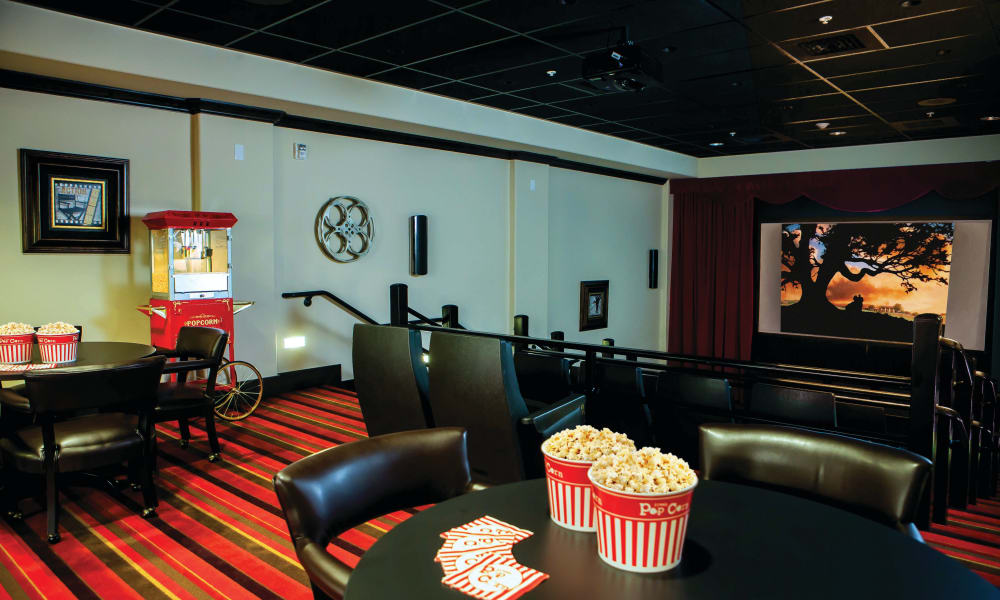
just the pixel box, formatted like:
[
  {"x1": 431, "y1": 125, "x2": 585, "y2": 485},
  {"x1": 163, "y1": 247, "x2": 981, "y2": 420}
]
[
  {"x1": 19, "y1": 149, "x2": 130, "y2": 254},
  {"x1": 579, "y1": 280, "x2": 609, "y2": 331}
]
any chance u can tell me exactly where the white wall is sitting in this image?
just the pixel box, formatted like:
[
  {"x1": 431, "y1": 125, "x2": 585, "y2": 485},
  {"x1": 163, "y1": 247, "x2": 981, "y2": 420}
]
[
  {"x1": 272, "y1": 128, "x2": 511, "y2": 378},
  {"x1": 698, "y1": 134, "x2": 1000, "y2": 178},
  {"x1": 547, "y1": 168, "x2": 665, "y2": 349},
  {"x1": 0, "y1": 88, "x2": 190, "y2": 343}
]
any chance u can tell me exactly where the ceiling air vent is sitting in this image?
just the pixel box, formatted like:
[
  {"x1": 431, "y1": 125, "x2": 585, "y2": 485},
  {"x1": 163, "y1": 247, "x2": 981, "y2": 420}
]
[
  {"x1": 892, "y1": 117, "x2": 960, "y2": 131},
  {"x1": 798, "y1": 34, "x2": 865, "y2": 57},
  {"x1": 782, "y1": 28, "x2": 881, "y2": 61}
]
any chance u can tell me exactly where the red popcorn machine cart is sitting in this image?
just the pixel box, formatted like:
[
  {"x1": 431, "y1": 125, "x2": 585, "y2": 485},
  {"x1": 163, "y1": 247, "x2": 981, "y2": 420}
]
[{"x1": 137, "y1": 210, "x2": 263, "y2": 420}]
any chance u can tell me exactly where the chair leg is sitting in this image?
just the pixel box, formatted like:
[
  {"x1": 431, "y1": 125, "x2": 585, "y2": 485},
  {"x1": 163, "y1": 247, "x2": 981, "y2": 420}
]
[
  {"x1": 45, "y1": 463, "x2": 59, "y2": 543},
  {"x1": 138, "y1": 450, "x2": 158, "y2": 517},
  {"x1": 178, "y1": 419, "x2": 191, "y2": 448},
  {"x1": 204, "y1": 409, "x2": 221, "y2": 463},
  {"x1": 1, "y1": 463, "x2": 22, "y2": 520}
]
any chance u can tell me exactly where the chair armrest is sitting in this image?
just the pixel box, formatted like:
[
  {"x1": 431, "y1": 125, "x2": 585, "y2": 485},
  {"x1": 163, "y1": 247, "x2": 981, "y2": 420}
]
[
  {"x1": 162, "y1": 359, "x2": 216, "y2": 374},
  {"x1": 521, "y1": 394, "x2": 586, "y2": 437},
  {"x1": 152, "y1": 346, "x2": 180, "y2": 358},
  {"x1": 298, "y1": 541, "x2": 351, "y2": 600},
  {"x1": 0, "y1": 388, "x2": 31, "y2": 414},
  {"x1": 937, "y1": 405, "x2": 969, "y2": 440},
  {"x1": 464, "y1": 482, "x2": 492, "y2": 493}
]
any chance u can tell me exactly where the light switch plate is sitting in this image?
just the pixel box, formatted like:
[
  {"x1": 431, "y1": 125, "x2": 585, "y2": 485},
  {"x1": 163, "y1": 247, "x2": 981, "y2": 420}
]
[
  {"x1": 234, "y1": 144, "x2": 244, "y2": 160},
  {"x1": 293, "y1": 143, "x2": 308, "y2": 160}
]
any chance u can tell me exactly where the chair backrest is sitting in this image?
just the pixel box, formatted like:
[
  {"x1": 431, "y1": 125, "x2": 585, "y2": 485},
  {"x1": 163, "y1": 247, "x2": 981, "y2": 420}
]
[
  {"x1": 427, "y1": 332, "x2": 528, "y2": 484},
  {"x1": 650, "y1": 372, "x2": 732, "y2": 467},
  {"x1": 588, "y1": 362, "x2": 653, "y2": 446},
  {"x1": 274, "y1": 427, "x2": 471, "y2": 553},
  {"x1": 836, "y1": 402, "x2": 887, "y2": 435},
  {"x1": 513, "y1": 351, "x2": 572, "y2": 404},
  {"x1": 24, "y1": 356, "x2": 166, "y2": 415},
  {"x1": 352, "y1": 324, "x2": 432, "y2": 437},
  {"x1": 700, "y1": 423, "x2": 931, "y2": 536},
  {"x1": 175, "y1": 326, "x2": 228, "y2": 362},
  {"x1": 748, "y1": 383, "x2": 836, "y2": 428}
]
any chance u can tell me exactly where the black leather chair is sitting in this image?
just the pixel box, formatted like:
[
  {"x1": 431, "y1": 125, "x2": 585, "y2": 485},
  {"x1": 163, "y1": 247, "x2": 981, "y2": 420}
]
[
  {"x1": 836, "y1": 402, "x2": 887, "y2": 436},
  {"x1": 513, "y1": 351, "x2": 574, "y2": 406},
  {"x1": 274, "y1": 428, "x2": 478, "y2": 600},
  {"x1": 153, "y1": 326, "x2": 228, "y2": 462},
  {"x1": 747, "y1": 383, "x2": 837, "y2": 429},
  {"x1": 650, "y1": 372, "x2": 732, "y2": 468},
  {"x1": 700, "y1": 423, "x2": 932, "y2": 541},
  {"x1": 352, "y1": 324, "x2": 432, "y2": 437},
  {"x1": 587, "y1": 362, "x2": 654, "y2": 447},
  {"x1": 427, "y1": 332, "x2": 585, "y2": 484},
  {"x1": 1, "y1": 357, "x2": 165, "y2": 543}
]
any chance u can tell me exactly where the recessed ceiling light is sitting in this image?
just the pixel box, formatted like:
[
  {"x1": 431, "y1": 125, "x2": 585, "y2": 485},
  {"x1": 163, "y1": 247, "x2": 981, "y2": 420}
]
[
  {"x1": 936, "y1": 49, "x2": 951, "y2": 56},
  {"x1": 816, "y1": 122, "x2": 830, "y2": 129},
  {"x1": 729, "y1": 131, "x2": 736, "y2": 137},
  {"x1": 546, "y1": 70, "x2": 557, "y2": 77},
  {"x1": 900, "y1": 0, "x2": 921, "y2": 7},
  {"x1": 830, "y1": 131, "x2": 847, "y2": 136},
  {"x1": 917, "y1": 97, "x2": 956, "y2": 106},
  {"x1": 709, "y1": 142, "x2": 724, "y2": 147},
  {"x1": 662, "y1": 46, "x2": 676, "y2": 53},
  {"x1": 818, "y1": 15, "x2": 833, "y2": 25},
  {"x1": 731, "y1": 81, "x2": 742, "y2": 87},
  {"x1": 982, "y1": 116, "x2": 1000, "y2": 121},
  {"x1": 926, "y1": 111, "x2": 935, "y2": 118}
]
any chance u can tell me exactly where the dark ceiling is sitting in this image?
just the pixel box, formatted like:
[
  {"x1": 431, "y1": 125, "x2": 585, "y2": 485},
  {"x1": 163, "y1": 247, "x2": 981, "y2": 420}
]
[{"x1": 14, "y1": 0, "x2": 1000, "y2": 157}]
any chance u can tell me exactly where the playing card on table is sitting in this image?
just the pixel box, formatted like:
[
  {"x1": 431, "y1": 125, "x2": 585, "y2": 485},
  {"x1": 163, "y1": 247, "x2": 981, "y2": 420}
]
[
  {"x1": 441, "y1": 552, "x2": 549, "y2": 600},
  {"x1": 441, "y1": 516, "x2": 533, "y2": 541}
]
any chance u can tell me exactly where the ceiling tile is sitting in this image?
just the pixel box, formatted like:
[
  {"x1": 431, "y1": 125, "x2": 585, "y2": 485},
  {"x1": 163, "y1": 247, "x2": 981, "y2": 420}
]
[
  {"x1": 473, "y1": 93, "x2": 537, "y2": 110},
  {"x1": 513, "y1": 83, "x2": 593, "y2": 103},
  {"x1": 873, "y1": 5, "x2": 990, "y2": 47},
  {"x1": 423, "y1": 81, "x2": 499, "y2": 100},
  {"x1": 463, "y1": 0, "x2": 637, "y2": 34},
  {"x1": 367, "y1": 68, "x2": 450, "y2": 89},
  {"x1": 304, "y1": 51, "x2": 392, "y2": 76},
  {"x1": 140, "y1": 9, "x2": 249, "y2": 45},
  {"x1": 464, "y1": 55, "x2": 583, "y2": 93},
  {"x1": 347, "y1": 12, "x2": 511, "y2": 65},
  {"x1": 416, "y1": 36, "x2": 569, "y2": 80},
  {"x1": 170, "y1": 0, "x2": 328, "y2": 30},
  {"x1": 514, "y1": 105, "x2": 573, "y2": 119},
  {"x1": 229, "y1": 32, "x2": 326, "y2": 62},
  {"x1": 267, "y1": 1, "x2": 448, "y2": 49},
  {"x1": 15, "y1": 0, "x2": 156, "y2": 26}
]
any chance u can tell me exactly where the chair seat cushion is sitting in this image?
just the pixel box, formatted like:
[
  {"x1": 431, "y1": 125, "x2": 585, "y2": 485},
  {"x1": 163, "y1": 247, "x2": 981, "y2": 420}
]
[
  {"x1": 0, "y1": 413, "x2": 141, "y2": 473},
  {"x1": 156, "y1": 382, "x2": 210, "y2": 411}
]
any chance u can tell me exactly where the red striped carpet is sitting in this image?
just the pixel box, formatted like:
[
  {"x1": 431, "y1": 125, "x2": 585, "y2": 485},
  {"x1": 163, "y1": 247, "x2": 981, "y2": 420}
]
[
  {"x1": 1, "y1": 385, "x2": 998, "y2": 597},
  {"x1": 0, "y1": 385, "x2": 422, "y2": 600}
]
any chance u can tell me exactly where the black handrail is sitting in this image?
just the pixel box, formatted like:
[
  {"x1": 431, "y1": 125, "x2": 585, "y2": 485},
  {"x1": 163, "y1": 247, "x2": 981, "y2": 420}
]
[
  {"x1": 405, "y1": 323, "x2": 910, "y2": 388},
  {"x1": 407, "y1": 307, "x2": 444, "y2": 326},
  {"x1": 281, "y1": 290, "x2": 378, "y2": 325}
]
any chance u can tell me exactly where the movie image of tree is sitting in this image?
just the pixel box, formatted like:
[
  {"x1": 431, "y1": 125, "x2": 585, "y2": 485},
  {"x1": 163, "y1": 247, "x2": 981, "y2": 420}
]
[{"x1": 780, "y1": 222, "x2": 953, "y2": 343}]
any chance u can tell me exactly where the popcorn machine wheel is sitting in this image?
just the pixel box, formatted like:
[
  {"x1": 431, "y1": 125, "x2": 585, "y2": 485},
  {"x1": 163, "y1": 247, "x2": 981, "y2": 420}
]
[{"x1": 138, "y1": 210, "x2": 264, "y2": 422}]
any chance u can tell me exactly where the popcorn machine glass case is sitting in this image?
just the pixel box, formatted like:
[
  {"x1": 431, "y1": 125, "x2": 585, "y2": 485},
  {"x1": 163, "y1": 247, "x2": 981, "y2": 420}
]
[{"x1": 149, "y1": 220, "x2": 232, "y2": 300}]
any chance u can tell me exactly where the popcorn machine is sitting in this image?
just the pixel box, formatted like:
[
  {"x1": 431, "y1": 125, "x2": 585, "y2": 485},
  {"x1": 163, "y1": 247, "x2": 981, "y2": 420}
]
[{"x1": 137, "y1": 210, "x2": 261, "y2": 420}]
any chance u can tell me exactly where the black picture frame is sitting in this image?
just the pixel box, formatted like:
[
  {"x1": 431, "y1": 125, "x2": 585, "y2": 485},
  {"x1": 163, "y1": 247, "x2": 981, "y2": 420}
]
[
  {"x1": 580, "y1": 280, "x2": 609, "y2": 331},
  {"x1": 19, "y1": 149, "x2": 130, "y2": 254}
]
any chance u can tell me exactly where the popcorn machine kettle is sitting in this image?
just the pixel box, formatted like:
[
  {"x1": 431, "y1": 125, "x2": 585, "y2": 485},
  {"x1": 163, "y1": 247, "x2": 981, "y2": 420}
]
[{"x1": 137, "y1": 210, "x2": 262, "y2": 420}]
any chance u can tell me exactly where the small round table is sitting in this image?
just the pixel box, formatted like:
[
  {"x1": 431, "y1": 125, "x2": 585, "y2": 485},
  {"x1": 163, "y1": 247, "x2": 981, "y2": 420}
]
[
  {"x1": 0, "y1": 342, "x2": 157, "y2": 381},
  {"x1": 346, "y1": 479, "x2": 997, "y2": 600}
]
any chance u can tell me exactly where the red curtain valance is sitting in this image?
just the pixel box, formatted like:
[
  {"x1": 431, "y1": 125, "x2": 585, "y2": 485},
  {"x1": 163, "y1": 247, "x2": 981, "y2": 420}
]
[{"x1": 670, "y1": 161, "x2": 1000, "y2": 213}]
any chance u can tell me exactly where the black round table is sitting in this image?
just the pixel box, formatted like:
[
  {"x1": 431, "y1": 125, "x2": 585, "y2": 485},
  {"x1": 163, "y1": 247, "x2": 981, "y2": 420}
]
[
  {"x1": 346, "y1": 479, "x2": 997, "y2": 600},
  {"x1": 0, "y1": 342, "x2": 156, "y2": 381}
]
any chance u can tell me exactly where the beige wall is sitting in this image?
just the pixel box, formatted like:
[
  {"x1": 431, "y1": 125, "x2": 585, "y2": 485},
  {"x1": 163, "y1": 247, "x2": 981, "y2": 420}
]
[{"x1": 0, "y1": 88, "x2": 190, "y2": 343}]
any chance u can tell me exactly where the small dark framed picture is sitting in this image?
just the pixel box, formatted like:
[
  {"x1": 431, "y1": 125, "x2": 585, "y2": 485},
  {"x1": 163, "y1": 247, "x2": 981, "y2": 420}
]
[
  {"x1": 579, "y1": 280, "x2": 609, "y2": 331},
  {"x1": 19, "y1": 149, "x2": 130, "y2": 254}
]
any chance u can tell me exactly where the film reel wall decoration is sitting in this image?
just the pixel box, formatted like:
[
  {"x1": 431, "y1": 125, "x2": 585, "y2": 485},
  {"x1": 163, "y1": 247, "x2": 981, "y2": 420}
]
[{"x1": 315, "y1": 196, "x2": 375, "y2": 263}]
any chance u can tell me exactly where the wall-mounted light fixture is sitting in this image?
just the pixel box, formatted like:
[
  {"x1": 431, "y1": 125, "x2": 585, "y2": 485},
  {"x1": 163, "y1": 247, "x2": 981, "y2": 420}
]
[
  {"x1": 410, "y1": 215, "x2": 428, "y2": 276},
  {"x1": 283, "y1": 335, "x2": 306, "y2": 349},
  {"x1": 649, "y1": 249, "x2": 659, "y2": 288}
]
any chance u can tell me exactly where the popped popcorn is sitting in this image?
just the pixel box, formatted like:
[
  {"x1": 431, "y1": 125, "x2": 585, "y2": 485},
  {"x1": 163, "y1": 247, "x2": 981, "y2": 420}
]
[
  {"x1": 541, "y1": 425, "x2": 635, "y2": 462},
  {"x1": 590, "y1": 447, "x2": 697, "y2": 494},
  {"x1": 0, "y1": 322, "x2": 34, "y2": 336},
  {"x1": 36, "y1": 322, "x2": 78, "y2": 335}
]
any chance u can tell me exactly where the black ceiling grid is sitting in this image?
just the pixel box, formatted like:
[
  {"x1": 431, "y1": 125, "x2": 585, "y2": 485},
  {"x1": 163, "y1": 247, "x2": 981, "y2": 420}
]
[{"x1": 13, "y1": 0, "x2": 1000, "y2": 158}]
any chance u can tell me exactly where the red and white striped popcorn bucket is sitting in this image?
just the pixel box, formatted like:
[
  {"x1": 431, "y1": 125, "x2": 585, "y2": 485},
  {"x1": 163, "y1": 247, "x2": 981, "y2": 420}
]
[
  {"x1": 37, "y1": 332, "x2": 79, "y2": 364},
  {"x1": 0, "y1": 333, "x2": 34, "y2": 364},
  {"x1": 542, "y1": 450, "x2": 597, "y2": 532},
  {"x1": 589, "y1": 470, "x2": 697, "y2": 573}
]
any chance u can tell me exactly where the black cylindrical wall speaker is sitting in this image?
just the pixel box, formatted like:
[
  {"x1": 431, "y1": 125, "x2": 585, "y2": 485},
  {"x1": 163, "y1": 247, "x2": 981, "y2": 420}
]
[
  {"x1": 648, "y1": 249, "x2": 659, "y2": 288},
  {"x1": 409, "y1": 215, "x2": 427, "y2": 276}
]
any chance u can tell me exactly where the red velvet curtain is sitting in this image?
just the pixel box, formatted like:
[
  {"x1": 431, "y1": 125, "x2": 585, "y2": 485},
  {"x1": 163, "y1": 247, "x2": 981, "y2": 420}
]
[
  {"x1": 668, "y1": 191, "x2": 755, "y2": 360},
  {"x1": 667, "y1": 161, "x2": 1000, "y2": 360}
]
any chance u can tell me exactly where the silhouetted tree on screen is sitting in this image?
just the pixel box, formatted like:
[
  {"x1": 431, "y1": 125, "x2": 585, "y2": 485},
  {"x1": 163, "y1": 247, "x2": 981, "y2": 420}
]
[{"x1": 782, "y1": 222, "x2": 952, "y2": 313}]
